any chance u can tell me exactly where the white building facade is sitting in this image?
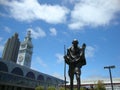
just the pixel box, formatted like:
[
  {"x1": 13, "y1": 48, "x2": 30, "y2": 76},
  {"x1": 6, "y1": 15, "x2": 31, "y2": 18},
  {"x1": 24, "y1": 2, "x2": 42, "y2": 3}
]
[{"x1": 81, "y1": 78, "x2": 120, "y2": 90}]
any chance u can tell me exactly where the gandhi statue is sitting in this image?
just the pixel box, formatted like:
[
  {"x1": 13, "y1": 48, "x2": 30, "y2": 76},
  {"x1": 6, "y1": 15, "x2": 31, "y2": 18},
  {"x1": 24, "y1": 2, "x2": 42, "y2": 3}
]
[{"x1": 64, "y1": 39, "x2": 86, "y2": 90}]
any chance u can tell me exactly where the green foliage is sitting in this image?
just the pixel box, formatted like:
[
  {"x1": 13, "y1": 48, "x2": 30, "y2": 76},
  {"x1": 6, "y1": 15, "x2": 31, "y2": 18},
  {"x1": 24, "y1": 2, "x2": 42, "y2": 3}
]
[
  {"x1": 74, "y1": 88, "x2": 77, "y2": 90},
  {"x1": 59, "y1": 87, "x2": 68, "y2": 90},
  {"x1": 80, "y1": 87, "x2": 87, "y2": 90},
  {"x1": 47, "y1": 86, "x2": 56, "y2": 90},
  {"x1": 94, "y1": 80, "x2": 106, "y2": 90},
  {"x1": 59, "y1": 87, "x2": 86, "y2": 90},
  {"x1": 35, "y1": 86, "x2": 44, "y2": 90},
  {"x1": 59, "y1": 87, "x2": 64, "y2": 90},
  {"x1": 59, "y1": 87, "x2": 66, "y2": 90}
]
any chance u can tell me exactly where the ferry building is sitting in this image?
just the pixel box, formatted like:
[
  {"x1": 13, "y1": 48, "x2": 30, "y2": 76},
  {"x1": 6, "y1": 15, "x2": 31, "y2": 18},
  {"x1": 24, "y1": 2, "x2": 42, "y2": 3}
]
[{"x1": 0, "y1": 31, "x2": 64, "y2": 90}]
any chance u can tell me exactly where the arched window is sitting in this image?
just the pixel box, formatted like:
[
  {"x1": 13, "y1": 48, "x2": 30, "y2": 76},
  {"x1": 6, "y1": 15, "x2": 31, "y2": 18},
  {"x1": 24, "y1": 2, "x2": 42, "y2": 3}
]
[
  {"x1": 26, "y1": 71, "x2": 35, "y2": 79},
  {"x1": 46, "y1": 77, "x2": 52, "y2": 83},
  {"x1": 11, "y1": 67, "x2": 23, "y2": 76},
  {"x1": 37, "y1": 74, "x2": 44, "y2": 81},
  {"x1": 0, "y1": 62, "x2": 8, "y2": 72}
]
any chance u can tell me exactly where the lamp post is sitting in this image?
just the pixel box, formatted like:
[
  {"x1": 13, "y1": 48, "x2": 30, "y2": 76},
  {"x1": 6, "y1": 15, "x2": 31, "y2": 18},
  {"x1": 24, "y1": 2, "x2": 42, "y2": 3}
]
[{"x1": 104, "y1": 65, "x2": 115, "y2": 90}]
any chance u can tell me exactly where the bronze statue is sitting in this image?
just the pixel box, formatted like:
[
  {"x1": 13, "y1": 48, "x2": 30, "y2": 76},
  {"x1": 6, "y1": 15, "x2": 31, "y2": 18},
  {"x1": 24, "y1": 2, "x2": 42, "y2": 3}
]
[{"x1": 64, "y1": 39, "x2": 86, "y2": 90}]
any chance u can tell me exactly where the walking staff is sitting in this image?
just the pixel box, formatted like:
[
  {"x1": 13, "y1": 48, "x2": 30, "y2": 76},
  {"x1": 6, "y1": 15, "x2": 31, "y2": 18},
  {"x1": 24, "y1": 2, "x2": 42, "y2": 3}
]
[{"x1": 64, "y1": 45, "x2": 66, "y2": 90}]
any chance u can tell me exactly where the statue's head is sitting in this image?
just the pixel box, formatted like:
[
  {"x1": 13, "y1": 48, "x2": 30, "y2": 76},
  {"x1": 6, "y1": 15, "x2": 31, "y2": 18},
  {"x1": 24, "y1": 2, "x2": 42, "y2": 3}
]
[
  {"x1": 72, "y1": 39, "x2": 78, "y2": 44},
  {"x1": 72, "y1": 39, "x2": 79, "y2": 48}
]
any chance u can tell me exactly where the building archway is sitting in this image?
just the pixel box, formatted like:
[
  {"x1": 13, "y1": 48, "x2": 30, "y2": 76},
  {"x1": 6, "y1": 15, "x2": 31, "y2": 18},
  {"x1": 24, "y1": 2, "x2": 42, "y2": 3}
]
[
  {"x1": 11, "y1": 67, "x2": 23, "y2": 76},
  {"x1": 26, "y1": 71, "x2": 35, "y2": 79},
  {"x1": 46, "y1": 77, "x2": 53, "y2": 86},
  {"x1": 37, "y1": 74, "x2": 44, "y2": 81}
]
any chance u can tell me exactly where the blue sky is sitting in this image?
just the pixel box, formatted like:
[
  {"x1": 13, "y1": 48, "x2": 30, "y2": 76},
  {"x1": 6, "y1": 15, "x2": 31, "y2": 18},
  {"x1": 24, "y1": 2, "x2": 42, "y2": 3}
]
[{"x1": 0, "y1": 0, "x2": 120, "y2": 82}]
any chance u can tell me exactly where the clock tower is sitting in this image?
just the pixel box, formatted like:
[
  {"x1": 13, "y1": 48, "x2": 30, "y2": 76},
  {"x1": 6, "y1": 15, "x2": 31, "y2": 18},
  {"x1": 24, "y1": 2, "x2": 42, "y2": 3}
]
[{"x1": 17, "y1": 31, "x2": 33, "y2": 68}]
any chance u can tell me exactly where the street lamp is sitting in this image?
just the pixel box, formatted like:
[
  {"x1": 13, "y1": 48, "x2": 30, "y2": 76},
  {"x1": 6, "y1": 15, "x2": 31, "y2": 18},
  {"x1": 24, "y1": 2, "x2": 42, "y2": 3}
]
[{"x1": 104, "y1": 65, "x2": 115, "y2": 90}]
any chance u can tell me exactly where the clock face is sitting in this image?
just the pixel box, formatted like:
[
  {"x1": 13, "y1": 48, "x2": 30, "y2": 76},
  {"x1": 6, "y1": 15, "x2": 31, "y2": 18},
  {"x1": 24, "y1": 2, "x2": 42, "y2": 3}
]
[{"x1": 18, "y1": 55, "x2": 23, "y2": 62}]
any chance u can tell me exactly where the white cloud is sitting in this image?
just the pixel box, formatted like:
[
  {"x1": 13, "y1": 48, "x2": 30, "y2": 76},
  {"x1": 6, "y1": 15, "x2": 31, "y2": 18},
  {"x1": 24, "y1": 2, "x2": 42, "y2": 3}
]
[
  {"x1": 4, "y1": 26, "x2": 11, "y2": 33},
  {"x1": 86, "y1": 46, "x2": 95, "y2": 58},
  {"x1": 55, "y1": 53, "x2": 64, "y2": 64},
  {"x1": 0, "y1": 0, "x2": 69, "y2": 24},
  {"x1": 31, "y1": 56, "x2": 48, "y2": 72},
  {"x1": 36, "y1": 56, "x2": 47, "y2": 68},
  {"x1": 69, "y1": 0, "x2": 120, "y2": 30},
  {"x1": 52, "y1": 72, "x2": 70, "y2": 81},
  {"x1": 27, "y1": 27, "x2": 46, "y2": 39},
  {"x1": 49, "y1": 28, "x2": 57, "y2": 36},
  {"x1": 52, "y1": 72, "x2": 64, "y2": 80}
]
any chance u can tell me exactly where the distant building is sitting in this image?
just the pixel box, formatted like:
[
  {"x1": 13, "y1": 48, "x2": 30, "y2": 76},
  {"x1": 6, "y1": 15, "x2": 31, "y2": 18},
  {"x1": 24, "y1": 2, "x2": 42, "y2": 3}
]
[
  {"x1": 65, "y1": 78, "x2": 120, "y2": 90},
  {"x1": 2, "y1": 33, "x2": 20, "y2": 63},
  {"x1": 17, "y1": 31, "x2": 33, "y2": 68},
  {"x1": 81, "y1": 78, "x2": 120, "y2": 90}
]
